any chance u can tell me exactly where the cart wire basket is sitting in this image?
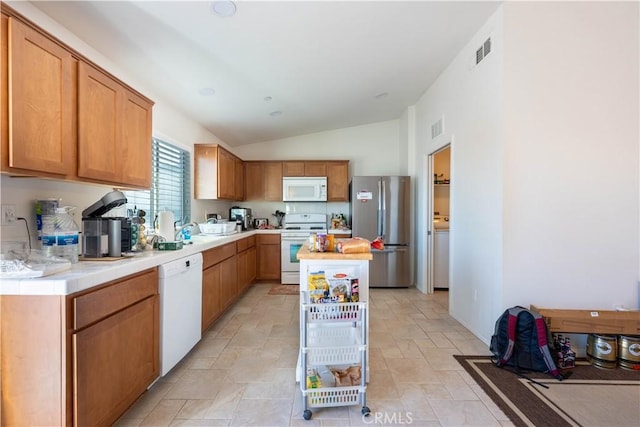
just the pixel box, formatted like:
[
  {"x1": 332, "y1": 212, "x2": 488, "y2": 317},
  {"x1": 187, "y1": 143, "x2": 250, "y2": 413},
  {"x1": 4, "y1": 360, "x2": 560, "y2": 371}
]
[
  {"x1": 303, "y1": 302, "x2": 365, "y2": 322},
  {"x1": 303, "y1": 386, "x2": 364, "y2": 408}
]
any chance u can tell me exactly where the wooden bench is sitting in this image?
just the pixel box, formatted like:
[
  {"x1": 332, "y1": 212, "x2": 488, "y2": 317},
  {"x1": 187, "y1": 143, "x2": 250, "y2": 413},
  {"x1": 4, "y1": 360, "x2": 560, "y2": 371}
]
[{"x1": 530, "y1": 305, "x2": 640, "y2": 335}]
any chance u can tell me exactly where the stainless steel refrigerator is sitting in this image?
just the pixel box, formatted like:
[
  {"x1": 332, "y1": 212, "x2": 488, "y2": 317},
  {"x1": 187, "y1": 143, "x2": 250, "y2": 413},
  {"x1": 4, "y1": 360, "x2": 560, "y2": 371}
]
[{"x1": 350, "y1": 176, "x2": 412, "y2": 287}]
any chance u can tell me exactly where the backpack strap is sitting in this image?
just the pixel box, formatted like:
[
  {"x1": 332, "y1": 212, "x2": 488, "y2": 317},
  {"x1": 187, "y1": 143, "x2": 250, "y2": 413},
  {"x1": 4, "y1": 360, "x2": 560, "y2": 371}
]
[
  {"x1": 498, "y1": 306, "x2": 524, "y2": 365},
  {"x1": 530, "y1": 310, "x2": 562, "y2": 380}
]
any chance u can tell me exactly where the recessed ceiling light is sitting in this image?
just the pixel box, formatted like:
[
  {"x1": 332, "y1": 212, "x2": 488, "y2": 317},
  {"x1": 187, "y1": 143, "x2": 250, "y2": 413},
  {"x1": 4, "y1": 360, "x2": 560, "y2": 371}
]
[
  {"x1": 269, "y1": 110, "x2": 283, "y2": 117},
  {"x1": 211, "y1": 1, "x2": 236, "y2": 17},
  {"x1": 374, "y1": 92, "x2": 389, "y2": 99},
  {"x1": 199, "y1": 87, "x2": 216, "y2": 96}
]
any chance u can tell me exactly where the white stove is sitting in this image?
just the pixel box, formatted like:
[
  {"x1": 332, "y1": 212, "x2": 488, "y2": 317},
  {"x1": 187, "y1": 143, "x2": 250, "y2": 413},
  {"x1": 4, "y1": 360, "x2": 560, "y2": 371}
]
[{"x1": 281, "y1": 213, "x2": 327, "y2": 284}]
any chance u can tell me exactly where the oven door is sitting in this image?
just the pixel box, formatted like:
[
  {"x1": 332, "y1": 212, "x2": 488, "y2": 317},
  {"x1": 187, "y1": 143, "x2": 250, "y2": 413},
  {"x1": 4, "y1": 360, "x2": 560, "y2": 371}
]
[{"x1": 280, "y1": 234, "x2": 308, "y2": 284}]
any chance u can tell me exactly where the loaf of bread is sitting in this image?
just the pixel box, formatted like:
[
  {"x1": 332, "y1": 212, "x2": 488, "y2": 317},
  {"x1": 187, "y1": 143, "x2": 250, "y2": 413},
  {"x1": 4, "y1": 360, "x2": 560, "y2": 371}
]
[{"x1": 336, "y1": 238, "x2": 371, "y2": 254}]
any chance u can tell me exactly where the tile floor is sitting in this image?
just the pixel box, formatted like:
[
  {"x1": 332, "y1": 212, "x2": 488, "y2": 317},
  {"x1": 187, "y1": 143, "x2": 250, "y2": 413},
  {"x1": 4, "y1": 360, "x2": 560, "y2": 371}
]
[{"x1": 115, "y1": 284, "x2": 512, "y2": 427}]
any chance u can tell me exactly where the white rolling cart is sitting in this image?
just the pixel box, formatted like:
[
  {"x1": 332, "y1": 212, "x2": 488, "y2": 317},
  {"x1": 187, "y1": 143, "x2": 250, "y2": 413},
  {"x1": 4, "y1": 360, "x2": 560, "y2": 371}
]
[{"x1": 296, "y1": 246, "x2": 372, "y2": 421}]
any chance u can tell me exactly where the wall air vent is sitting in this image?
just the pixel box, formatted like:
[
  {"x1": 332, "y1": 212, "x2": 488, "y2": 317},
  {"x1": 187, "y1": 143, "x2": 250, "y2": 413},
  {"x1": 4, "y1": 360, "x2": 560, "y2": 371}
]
[
  {"x1": 483, "y1": 37, "x2": 491, "y2": 56},
  {"x1": 476, "y1": 46, "x2": 484, "y2": 64},
  {"x1": 431, "y1": 117, "x2": 444, "y2": 140},
  {"x1": 475, "y1": 37, "x2": 491, "y2": 65}
]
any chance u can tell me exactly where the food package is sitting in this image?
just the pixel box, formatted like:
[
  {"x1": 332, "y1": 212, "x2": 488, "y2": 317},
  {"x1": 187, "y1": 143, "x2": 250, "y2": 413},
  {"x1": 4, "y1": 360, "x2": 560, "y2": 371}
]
[
  {"x1": 306, "y1": 366, "x2": 335, "y2": 389},
  {"x1": 330, "y1": 365, "x2": 362, "y2": 387},
  {"x1": 308, "y1": 271, "x2": 329, "y2": 303},
  {"x1": 336, "y1": 237, "x2": 371, "y2": 254}
]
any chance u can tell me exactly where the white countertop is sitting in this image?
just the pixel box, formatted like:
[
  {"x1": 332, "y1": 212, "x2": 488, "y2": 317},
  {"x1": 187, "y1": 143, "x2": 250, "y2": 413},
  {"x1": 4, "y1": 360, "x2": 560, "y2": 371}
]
[{"x1": 0, "y1": 229, "x2": 280, "y2": 296}]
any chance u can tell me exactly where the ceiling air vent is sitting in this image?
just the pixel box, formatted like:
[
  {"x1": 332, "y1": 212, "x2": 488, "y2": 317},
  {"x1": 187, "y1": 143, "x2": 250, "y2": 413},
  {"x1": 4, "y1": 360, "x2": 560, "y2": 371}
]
[
  {"x1": 431, "y1": 117, "x2": 444, "y2": 139},
  {"x1": 476, "y1": 37, "x2": 492, "y2": 65}
]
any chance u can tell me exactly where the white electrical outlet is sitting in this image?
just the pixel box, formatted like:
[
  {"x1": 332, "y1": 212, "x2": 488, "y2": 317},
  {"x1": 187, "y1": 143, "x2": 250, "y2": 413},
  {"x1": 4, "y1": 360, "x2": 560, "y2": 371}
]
[{"x1": 1, "y1": 204, "x2": 16, "y2": 225}]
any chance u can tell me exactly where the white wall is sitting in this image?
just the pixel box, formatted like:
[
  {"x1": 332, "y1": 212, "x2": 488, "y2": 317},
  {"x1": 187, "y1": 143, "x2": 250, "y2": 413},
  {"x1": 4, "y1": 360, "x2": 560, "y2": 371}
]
[
  {"x1": 413, "y1": 7, "x2": 505, "y2": 340},
  {"x1": 233, "y1": 120, "x2": 403, "y2": 177},
  {"x1": 502, "y1": 1, "x2": 639, "y2": 310},
  {"x1": 412, "y1": 1, "x2": 639, "y2": 344}
]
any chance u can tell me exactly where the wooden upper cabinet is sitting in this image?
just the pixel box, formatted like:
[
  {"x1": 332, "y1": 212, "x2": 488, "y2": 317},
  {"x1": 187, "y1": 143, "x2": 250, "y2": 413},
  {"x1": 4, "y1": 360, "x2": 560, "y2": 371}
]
[
  {"x1": 1, "y1": 6, "x2": 153, "y2": 188},
  {"x1": 244, "y1": 162, "x2": 264, "y2": 201},
  {"x1": 282, "y1": 161, "x2": 326, "y2": 177},
  {"x1": 121, "y1": 89, "x2": 153, "y2": 188},
  {"x1": 305, "y1": 161, "x2": 326, "y2": 177},
  {"x1": 217, "y1": 146, "x2": 235, "y2": 199},
  {"x1": 326, "y1": 161, "x2": 349, "y2": 201},
  {"x1": 77, "y1": 62, "x2": 152, "y2": 188},
  {"x1": 77, "y1": 62, "x2": 119, "y2": 183},
  {"x1": 282, "y1": 161, "x2": 305, "y2": 176},
  {"x1": 4, "y1": 16, "x2": 75, "y2": 176},
  {"x1": 264, "y1": 161, "x2": 283, "y2": 201},
  {"x1": 234, "y1": 157, "x2": 245, "y2": 201},
  {"x1": 244, "y1": 161, "x2": 282, "y2": 201},
  {"x1": 194, "y1": 144, "x2": 242, "y2": 200}
]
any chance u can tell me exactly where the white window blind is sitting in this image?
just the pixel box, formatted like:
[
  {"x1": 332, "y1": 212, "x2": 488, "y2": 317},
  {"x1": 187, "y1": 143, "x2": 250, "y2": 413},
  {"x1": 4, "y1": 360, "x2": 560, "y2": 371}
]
[{"x1": 124, "y1": 138, "x2": 191, "y2": 227}]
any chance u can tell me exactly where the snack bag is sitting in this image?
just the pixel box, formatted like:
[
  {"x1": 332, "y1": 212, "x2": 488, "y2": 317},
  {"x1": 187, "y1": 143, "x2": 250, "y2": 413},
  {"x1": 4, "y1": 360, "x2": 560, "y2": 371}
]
[
  {"x1": 308, "y1": 271, "x2": 329, "y2": 303},
  {"x1": 350, "y1": 278, "x2": 359, "y2": 302}
]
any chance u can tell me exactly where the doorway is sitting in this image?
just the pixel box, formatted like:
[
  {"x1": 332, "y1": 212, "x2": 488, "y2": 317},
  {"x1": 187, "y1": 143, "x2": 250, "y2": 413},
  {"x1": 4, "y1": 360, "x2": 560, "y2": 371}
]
[{"x1": 427, "y1": 145, "x2": 451, "y2": 292}]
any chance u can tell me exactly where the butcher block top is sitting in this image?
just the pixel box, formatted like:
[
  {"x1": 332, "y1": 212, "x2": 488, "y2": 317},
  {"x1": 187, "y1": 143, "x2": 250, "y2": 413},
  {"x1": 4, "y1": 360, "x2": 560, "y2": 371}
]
[{"x1": 296, "y1": 245, "x2": 373, "y2": 261}]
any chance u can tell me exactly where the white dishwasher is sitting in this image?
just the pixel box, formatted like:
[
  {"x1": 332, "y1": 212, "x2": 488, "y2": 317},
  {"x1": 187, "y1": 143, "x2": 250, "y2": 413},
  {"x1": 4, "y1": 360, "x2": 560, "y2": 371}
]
[{"x1": 158, "y1": 252, "x2": 203, "y2": 376}]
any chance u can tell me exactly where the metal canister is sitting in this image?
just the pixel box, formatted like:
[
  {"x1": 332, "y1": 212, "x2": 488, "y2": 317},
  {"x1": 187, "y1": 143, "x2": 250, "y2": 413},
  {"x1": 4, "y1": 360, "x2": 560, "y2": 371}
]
[
  {"x1": 618, "y1": 335, "x2": 640, "y2": 370},
  {"x1": 35, "y1": 199, "x2": 59, "y2": 242},
  {"x1": 587, "y1": 334, "x2": 618, "y2": 369}
]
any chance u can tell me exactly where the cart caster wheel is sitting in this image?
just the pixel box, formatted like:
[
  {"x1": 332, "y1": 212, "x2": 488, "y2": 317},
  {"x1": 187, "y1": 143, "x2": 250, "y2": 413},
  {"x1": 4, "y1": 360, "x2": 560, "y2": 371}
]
[
  {"x1": 303, "y1": 410, "x2": 312, "y2": 420},
  {"x1": 362, "y1": 406, "x2": 371, "y2": 417}
]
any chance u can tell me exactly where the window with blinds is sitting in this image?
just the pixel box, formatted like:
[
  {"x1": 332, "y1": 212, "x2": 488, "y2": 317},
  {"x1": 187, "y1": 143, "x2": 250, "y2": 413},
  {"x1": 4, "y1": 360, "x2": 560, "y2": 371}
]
[{"x1": 124, "y1": 138, "x2": 191, "y2": 226}]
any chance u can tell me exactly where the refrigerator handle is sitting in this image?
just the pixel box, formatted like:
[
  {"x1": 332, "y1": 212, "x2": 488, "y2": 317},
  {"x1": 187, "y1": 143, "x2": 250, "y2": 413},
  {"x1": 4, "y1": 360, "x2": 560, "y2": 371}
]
[
  {"x1": 380, "y1": 179, "x2": 386, "y2": 239},
  {"x1": 377, "y1": 179, "x2": 383, "y2": 237}
]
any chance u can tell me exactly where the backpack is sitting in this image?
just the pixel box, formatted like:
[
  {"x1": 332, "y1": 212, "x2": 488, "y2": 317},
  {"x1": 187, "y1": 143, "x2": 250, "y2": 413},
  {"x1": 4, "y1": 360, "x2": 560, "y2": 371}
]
[{"x1": 490, "y1": 306, "x2": 563, "y2": 380}]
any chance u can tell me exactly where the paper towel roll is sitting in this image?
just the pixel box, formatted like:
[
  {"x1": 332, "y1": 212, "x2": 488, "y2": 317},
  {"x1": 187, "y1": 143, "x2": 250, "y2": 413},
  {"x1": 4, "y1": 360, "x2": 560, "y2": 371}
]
[{"x1": 158, "y1": 211, "x2": 175, "y2": 241}]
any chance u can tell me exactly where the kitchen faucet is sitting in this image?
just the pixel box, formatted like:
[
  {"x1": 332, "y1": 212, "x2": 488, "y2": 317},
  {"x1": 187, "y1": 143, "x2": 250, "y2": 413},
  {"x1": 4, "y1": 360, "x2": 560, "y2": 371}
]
[{"x1": 175, "y1": 222, "x2": 200, "y2": 240}]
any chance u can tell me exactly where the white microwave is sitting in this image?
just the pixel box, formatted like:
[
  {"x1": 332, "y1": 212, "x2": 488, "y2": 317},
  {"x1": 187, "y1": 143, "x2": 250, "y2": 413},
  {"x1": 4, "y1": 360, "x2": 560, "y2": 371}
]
[{"x1": 282, "y1": 177, "x2": 327, "y2": 202}]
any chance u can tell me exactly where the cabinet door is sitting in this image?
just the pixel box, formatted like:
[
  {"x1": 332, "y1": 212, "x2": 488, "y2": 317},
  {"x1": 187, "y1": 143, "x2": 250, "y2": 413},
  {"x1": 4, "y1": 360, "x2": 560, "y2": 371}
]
[
  {"x1": 73, "y1": 295, "x2": 159, "y2": 427},
  {"x1": 194, "y1": 144, "x2": 218, "y2": 199},
  {"x1": 77, "y1": 61, "x2": 121, "y2": 183},
  {"x1": 6, "y1": 17, "x2": 74, "y2": 175},
  {"x1": 257, "y1": 235, "x2": 281, "y2": 281},
  {"x1": 120, "y1": 89, "x2": 152, "y2": 188},
  {"x1": 326, "y1": 161, "x2": 349, "y2": 201},
  {"x1": 237, "y1": 246, "x2": 257, "y2": 294},
  {"x1": 264, "y1": 162, "x2": 283, "y2": 201},
  {"x1": 246, "y1": 246, "x2": 257, "y2": 285},
  {"x1": 202, "y1": 264, "x2": 221, "y2": 332},
  {"x1": 219, "y1": 256, "x2": 237, "y2": 310},
  {"x1": 234, "y1": 157, "x2": 245, "y2": 201},
  {"x1": 305, "y1": 161, "x2": 326, "y2": 177},
  {"x1": 217, "y1": 147, "x2": 236, "y2": 199},
  {"x1": 282, "y1": 161, "x2": 305, "y2": 176},
  {"x1": 244, "y1": 162, "x2": 265, "y2": 200}
]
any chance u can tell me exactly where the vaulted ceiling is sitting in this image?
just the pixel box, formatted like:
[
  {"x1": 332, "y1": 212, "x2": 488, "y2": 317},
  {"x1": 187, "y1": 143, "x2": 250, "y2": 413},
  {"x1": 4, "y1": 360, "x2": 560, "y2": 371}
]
[{"x1": 32, "y1": 1, "x2": 501, "y2": 146}]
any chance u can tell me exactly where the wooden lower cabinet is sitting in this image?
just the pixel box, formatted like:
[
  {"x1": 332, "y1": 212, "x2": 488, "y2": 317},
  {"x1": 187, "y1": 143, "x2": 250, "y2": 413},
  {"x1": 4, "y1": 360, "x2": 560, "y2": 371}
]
[
  {"x1": 0, "y1": 268, "x2": 159, "y2": 427},
  {"x1": 257, "y1": 234, "x2": 281, "y2": 281},
  {"x1": 219, "y1": 256, "x2": 238, "y2": 310},
  {"x1": 202, "y1": 263, "x2": 222, "y2": 332},
  {"x1": 201, "y1": 242, "x2": 237, "y2": 332},
  {"x1": 74, "y1": 296, "x2": 157, "y2": 426},
  {"x1": 238, "y1": 246, "x2": 257, "y2": 294}
]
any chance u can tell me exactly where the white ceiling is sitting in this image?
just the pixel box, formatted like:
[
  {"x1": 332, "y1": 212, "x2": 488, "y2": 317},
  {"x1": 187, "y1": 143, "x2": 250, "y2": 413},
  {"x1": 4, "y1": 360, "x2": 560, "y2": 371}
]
[{"x1": 31, "y1": 1, "x2": 500, "y2": 146}]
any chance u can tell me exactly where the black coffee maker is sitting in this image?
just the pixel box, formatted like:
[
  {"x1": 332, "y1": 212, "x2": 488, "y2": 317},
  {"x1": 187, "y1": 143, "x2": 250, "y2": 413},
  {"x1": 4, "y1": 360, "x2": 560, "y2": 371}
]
[{"x1": 82, "y1": 191, "x2": 131, "y2": 257}]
